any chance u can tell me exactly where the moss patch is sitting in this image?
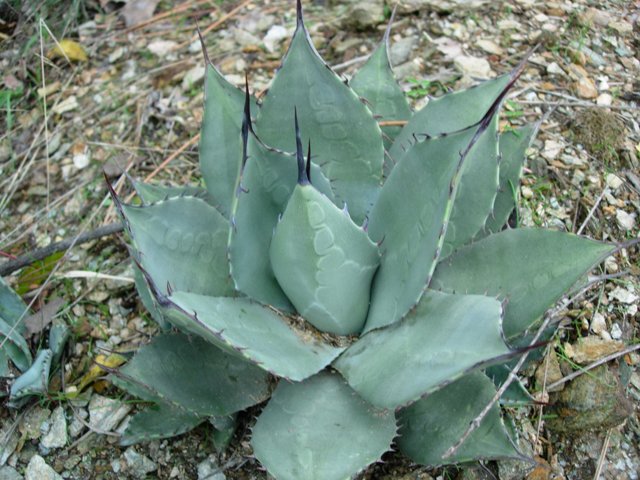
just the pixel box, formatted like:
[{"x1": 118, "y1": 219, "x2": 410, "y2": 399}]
[{"x1": 571, "y1": 109, "x2": 626, "y2": 166}]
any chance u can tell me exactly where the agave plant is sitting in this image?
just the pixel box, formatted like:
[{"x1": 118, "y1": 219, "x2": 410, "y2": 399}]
[{"x1": 106, "y1": 2, "x2": 615, "y2": 478}]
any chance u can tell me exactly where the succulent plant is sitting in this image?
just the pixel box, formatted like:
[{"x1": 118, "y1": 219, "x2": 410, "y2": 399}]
[{"x1": 106, "y1": 2, "x2": 615, "y2": 478}]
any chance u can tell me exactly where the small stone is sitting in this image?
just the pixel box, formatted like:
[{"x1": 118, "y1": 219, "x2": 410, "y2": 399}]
[
  {"x1": 534, "y1": 350, "x2": 564, "y2": 392},
  {"x1": 108, "y1": 47, "x2": 124, "y2": 63},
  {"x1": 124, "y1": 448, "x2": 157, "y2": 479},
  {"x1": 546, "y1": 62, "x2": 564, "y2": 75},
  {"x1": 390, "y1": 35, "x2": 419, "y2": 66},
  {"x1": 610, "y1": 286, "x2": 638, "y2": 304},
  {"x1": 606, "y1": 173, "x2": 623, "y2": 190},
  {"x1": 0, "y1": 466, "x2": 23, "y2": 480},
  {"x1": 615, "y1": 210, "x2": 636, "y2": 231},
  {"x1": 262, "y1": 25, "x2": 288, "y2": 53},
  {"x1": 573, "y1": 77, "x2": 598, "y2": 99},
  {"x1": 596, "y1": 93, "x2": 612, "y2": 106},
  {"x1": 20, "y1": 407, "x2": 51, "y2": 440},
  {"x1": 40, "y1": 407, "x2": 67, "y2": 450},
  {"x1": 547, "y1": 366, "x2": 633, "y2": 433},
  {"x1": 341, "y1": 0, "x2": 384, "y2": 29},
  {"x1": 521, "y1": 185, "x2": 534, "y2": 199},
  {"x1": 453, "y1": 55, "x2": 494, "y2": 79},
  {"x1": 52, "y1": 95, "x2": 78, "y2": 114},
  {"x1": 181, "y1": 66, "x2": 205, "y2": 89},
  {"x1": 564, "y1": 336, "x2": 624, "y2": 364},
  {"x1": 542, "y1": 139, "x2": 563, "y2": 160},
  {"x1": 610, "y1": 323, "x2": 622, "y2": 340},
  {"x1": 197, "y1": 456, "x2": 226, "y2": 480},
  {"x1": 88, "y1": 395, "x2": 132, "y2": 432},
  {"x1": 25, "y1": 455, "x2": 62, "y2": 480},
  {"x1": 147, "y1": 40, "x2": 177, "y2": 57},
  {"x1": 475, "y1": 39, "x2": 503, "y2": 55},
  {"x1": 604, "y1": 255, "x2": 619, "y2": 273},
  {"x1": 590, "y1": 312, "x2": 607, "y2": 335},
  {"x1": 609, "y1": 20, "x2": 633, "y2": 35},
  {"x1": 0, "y1": 423, "x2": 20, "y2": 465}
]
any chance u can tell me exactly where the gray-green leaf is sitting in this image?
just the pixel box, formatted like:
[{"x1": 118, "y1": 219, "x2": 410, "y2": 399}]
[
  {"x1": 199, "y1": 63, "x2": 257, "y2": 217},
  {"x1": 121, "y1": 196, "x2": 234, "y2": 297},
  {"x1": 228, "y1": 134, "x2": 334, "y2": 311},
  {"x1": 255, "y1": 17, "x2": 383, "y2": 224},
  {"x1": 111, "y1": 332, "x2": 270, "y2": 417},
  {"x1": 270, "y1": 184, "x2": 380, "y2": 335},
  {"x1": 162, "y1": 292, "x2": 345, "y2": 381},
  {"x1": 431, "y1": 229, "x2": 614, "y2": 338},
  {"x1": 251, "y1": 371, "x2": 396, "y2": 480},
  {"x1": 350, "y1": 38, "x2": 411, "y2": 153},
  {"x1": 336, "y1": 291, "x2": 511, "y2": 409},
  {"x1": 397, "y1": 371, "x2": 520, "y2": 466}
]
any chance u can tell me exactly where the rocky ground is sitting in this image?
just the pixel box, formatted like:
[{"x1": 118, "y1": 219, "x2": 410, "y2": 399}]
[{"x1": 0, "y1": 0, "x2": 638, "y2": 479}]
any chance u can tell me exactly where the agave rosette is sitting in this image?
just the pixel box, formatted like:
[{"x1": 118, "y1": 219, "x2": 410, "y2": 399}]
[{"x1": 107, "y1": 2, "x2": 614, "y2": 478}]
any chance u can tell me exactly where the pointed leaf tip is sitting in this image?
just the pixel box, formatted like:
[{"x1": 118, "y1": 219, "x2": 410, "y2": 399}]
[
  {"x1": 296, "y1": 0, "x2": 303, "y2": 27},
  {"x1": 294, "y1": 108, "x2": 309, "y2": 184},
  {"x1": 196, "y1": 23, "x2": 211, "y2": 66}
]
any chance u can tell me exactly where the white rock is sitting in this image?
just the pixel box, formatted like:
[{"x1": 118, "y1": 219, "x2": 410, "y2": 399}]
[
  {"x1": 616, "y1": 209, "x2": 636, "y2": 231},
  {"x1": 610, "y1": 323, "x2": 623, "y2": 340},
  {"x1": 609, "y1": 286, "x2": 639, "y2": 304},
  {"x1": 475, "y1": 39, "x2": 503, "y2": 55},
  {"x1": 40, "y1": 407, "x2": 67, "y2": 449},
  {"x1": 627, "y1": 304, "x2": 638, "y2": 316},
  {"x1": 606, "y1": 173, "x2": 623, "y2": 190},
  {"x1": 590, "y1": 312, "x2": 607, "y2": 334},
  {"x1": 597, "y1": 93, "x2": 613, "y2": 106},
  {"x1": 546, "y1": 62, "x2": 564, "y2": 75},
  {"x1": 147, "y1": 40, "x2": 177, "y2": 57},
  {"x1": 88, "y1": 395, "x2": 131, "y2": 432},
  {"x1": 542, "y1": 139, "x2": 563, "y2": 160},
  {"x1": 604, "y1": 255, "x2": 619, "y2": 273},
  {"x1": 453, "y1": 55, "x2": 494, "y2": 79},
  {"x1": 72, "y1": 151, "x2": 90, "y2": 170},
  {"x1": 52, "y1": 96, "x2": 78, "y2": 115},
  {"x1": 123, "y1": 448, "x2": 157, "y2": 479},
  {"x1": 25, "y1": 456, "x2": 62, "y2": 480},
  {"x1": 263, "y1": 25, "x2": 288, "y2": 53},
  {"x1": 197, "y1": 456, "x2": 226, "y2": 480},
  {"x1": 521, "y1": 185, "x2": 534, "y2": 199},
  {"x1": 181, "y1": 66, "x2": 206, "y2": 89}
]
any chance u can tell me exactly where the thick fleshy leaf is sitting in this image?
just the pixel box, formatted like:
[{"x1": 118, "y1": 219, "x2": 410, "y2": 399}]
[
  {"x1": 111, "y1": 332, "x2": 270, "y2": 417},
  {"x1": 440, "y1": 113, "x2": 499, "y2": 257},
  {"x1": 120, "y1": 196, "x2": 234, "y2": 297},
  {"x1": 0, "y1": 278, "x2": 31, "y2": 373},
  {"x1": 388, "y1": 73, "x2": 512, "y2": 161},
  {"x1": 9, "y1": 349, "x2": 52, "y2": 407},
  {"x1": 134, "y1": 181, "x2": 208, "y2": 205},
  {"x1": 365, "y1": 115, "x2": 500, "y2": 332},
  {"x1": 350, "y1": 34, "x2": 411, "y2": 152},
  {"x1": 158, "y1": 291, "x2": 345, "y2": 381},
  {"x1": 485, "y1": 365, "x2": 535, "y2": 406},
  {"x1": 120, "y1": 403, "x2": 204, "y2": 446},
  {"x1": 229, "y1": 135, "x2": 334, "y2": 311},
  {"x1": 397, "y1": 371, "x2": 520, "y2": 466},
  {"x1": 251, "y1": 371, "x2": 396, "y2": 480},
  {"x1": 255, "y1": 7, "x2": 383, "y2": 224},
  {"x1": 0, "y1": 277, "x2": 28, "y2": 328},
  {"x1": 481, "y1": 124, "x2": 538, "y2": 236},
  {"x1": 133, "y1": 264, "x2": 171, "y2": 330},
  {"x1": 336, "y1": 291, "x2": 511, "y2": 409},
  {"x1": 210, "y1": 414, "x2": 238, "y2": 452},
  {"x1": 0, "y1": 316, "x2": 32, "y2": 373},
  {"x1": 199, "y1": 63, "x2": 257, "y2": 217},
  {"x1": 270, "y1": 184, "x2": 380, "y2": 335},
  {"x1": 431, "y1": 229, "x2": 614, "y2": 338}
]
